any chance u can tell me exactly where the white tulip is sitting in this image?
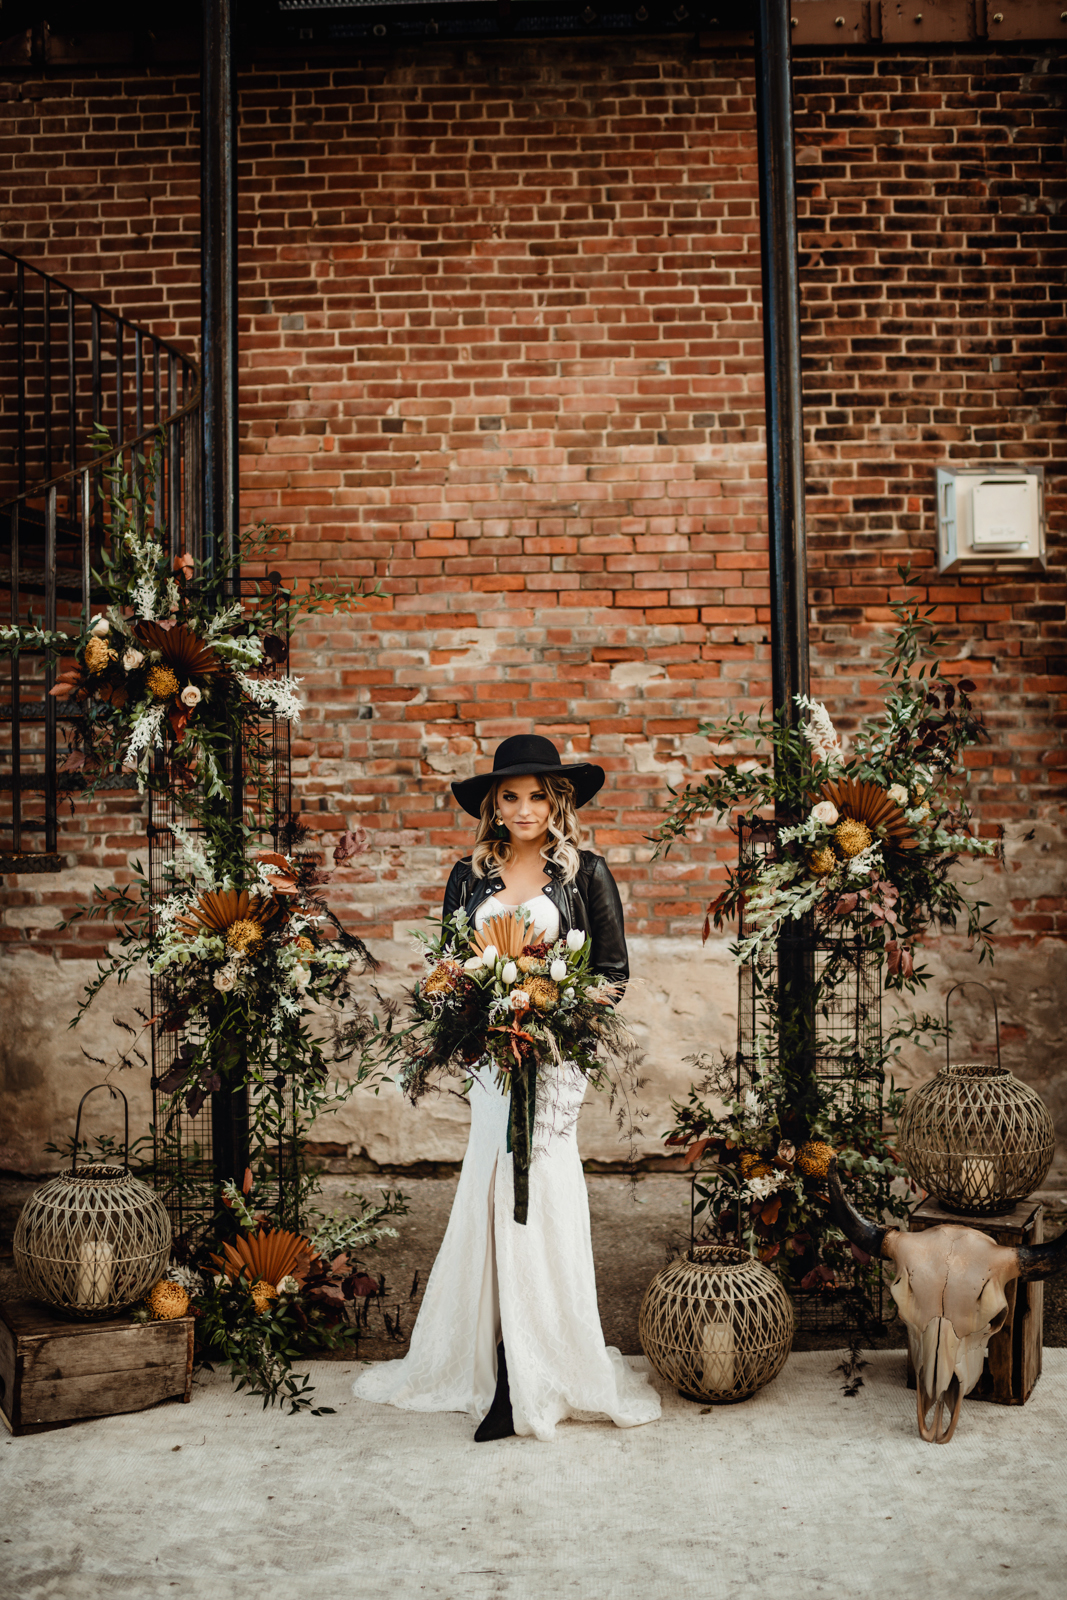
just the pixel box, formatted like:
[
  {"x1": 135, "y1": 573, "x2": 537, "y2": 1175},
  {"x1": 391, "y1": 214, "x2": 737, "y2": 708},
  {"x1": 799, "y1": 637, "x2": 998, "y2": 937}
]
[
  {"x1": 566, "y1": 928, "x2": 585, "y2": 952},
  {"x1": 480, "y1": 943, "x2": 498, "y2": 967},
  {"x1": 550, "y1": 958, "x2": 567, "y2": 982},
  {"x1": 501, "y1": 961, "x2": 518, "y2": 986},
  {"x1": 463, "y1": 954, "x2": 484, "y2": 973}
]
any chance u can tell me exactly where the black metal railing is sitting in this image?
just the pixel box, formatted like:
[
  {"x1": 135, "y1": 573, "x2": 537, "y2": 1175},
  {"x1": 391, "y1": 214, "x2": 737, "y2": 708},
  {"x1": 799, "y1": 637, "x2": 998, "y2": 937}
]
[{"x1": 1, "y1": 249, "x2": 201, "y2": 870}]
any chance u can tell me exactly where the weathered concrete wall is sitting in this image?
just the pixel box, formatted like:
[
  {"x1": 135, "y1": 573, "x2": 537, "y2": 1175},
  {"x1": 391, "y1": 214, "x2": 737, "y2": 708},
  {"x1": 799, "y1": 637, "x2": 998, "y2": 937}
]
[{"x1": 3, "y1": 828, "x2": 1063, "y2": 1179}]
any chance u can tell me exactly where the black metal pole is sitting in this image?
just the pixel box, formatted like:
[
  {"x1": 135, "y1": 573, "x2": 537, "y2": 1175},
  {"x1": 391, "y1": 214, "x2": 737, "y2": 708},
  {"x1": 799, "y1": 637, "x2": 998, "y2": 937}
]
[
  {"x1": 201, "y1": 0, "x2": 248, "y2": 1206},
  {"x1": 753, "y1": 0, "x2": 810, "y2": 723},
  {"x1": 753, "y1": 0, "x2": 817, "y2": 1137},
  {"x1": 200, "y1": 0, "x2": 239, "y2": 581}
]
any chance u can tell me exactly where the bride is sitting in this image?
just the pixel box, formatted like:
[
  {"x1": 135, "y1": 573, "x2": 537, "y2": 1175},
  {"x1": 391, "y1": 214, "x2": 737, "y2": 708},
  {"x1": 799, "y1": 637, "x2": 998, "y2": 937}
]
[{"x1": 352, "y1": 734, "x2": 661, "y2": 1442}]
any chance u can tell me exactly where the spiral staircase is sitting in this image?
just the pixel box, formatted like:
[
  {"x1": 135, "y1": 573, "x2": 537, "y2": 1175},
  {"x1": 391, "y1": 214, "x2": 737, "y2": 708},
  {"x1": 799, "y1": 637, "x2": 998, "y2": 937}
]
[{"x1": 0, "y1": 249, "x2": 201, "y2": 871}]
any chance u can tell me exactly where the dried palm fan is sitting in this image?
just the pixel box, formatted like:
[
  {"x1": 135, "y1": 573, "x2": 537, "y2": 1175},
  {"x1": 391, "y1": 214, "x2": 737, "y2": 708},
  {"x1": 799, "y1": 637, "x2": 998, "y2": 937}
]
[
  {"x1": 136, "y1": 620, "x2": 221, "y2": 678},
  {"x1": 175, "y1": 887, "x2": 278, "y2": 954},
  {"x1": 212, "y1": 1226, "x2": 318, "y2": 1289},
  {"x1": 820, "y1": 776, "x2": 917, "y2": 850},
  {"x1": 472, "y1": 910, "x2": 544, "y2": 959}
]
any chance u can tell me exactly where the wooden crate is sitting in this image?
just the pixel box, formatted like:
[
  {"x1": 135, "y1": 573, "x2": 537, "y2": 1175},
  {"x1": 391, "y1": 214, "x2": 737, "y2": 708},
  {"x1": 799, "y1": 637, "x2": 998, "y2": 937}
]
[
  {"x1": 0, "y1": 1299, "x2": 194, "y2": 1437},
  {"x1": 903, "y1": 1197, "x2": 1043, "y2": 1406}
]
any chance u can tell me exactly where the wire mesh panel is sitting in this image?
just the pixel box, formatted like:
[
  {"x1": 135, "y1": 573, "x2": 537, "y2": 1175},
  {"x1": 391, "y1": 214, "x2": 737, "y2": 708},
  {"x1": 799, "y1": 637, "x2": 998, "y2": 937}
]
[
  {"x1": 735, "y1": 821, "x2": 887, "y2": 1331},
  {"x1": 149, "y1": 579, "x2": 296, "y2": 1251}
]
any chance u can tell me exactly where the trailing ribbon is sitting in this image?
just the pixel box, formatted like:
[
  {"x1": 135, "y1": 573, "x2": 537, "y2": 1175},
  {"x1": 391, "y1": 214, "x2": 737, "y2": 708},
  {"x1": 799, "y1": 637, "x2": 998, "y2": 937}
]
[{"x1": 490, "y1": 1022, "x2": 538, "y2": 1225}]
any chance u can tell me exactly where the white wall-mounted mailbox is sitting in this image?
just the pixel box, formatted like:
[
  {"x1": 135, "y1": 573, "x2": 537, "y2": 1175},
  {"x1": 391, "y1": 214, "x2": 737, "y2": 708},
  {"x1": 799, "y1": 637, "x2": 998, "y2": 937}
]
[{"x1": 936, "y1": 465, "x2": 1046, "y2": 574}]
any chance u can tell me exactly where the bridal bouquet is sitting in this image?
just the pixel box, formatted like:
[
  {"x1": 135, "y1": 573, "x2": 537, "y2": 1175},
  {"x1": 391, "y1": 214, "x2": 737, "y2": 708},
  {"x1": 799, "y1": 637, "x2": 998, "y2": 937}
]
[{"x1": 394, "y1": 907, "x2": 637, "y2": 1222}]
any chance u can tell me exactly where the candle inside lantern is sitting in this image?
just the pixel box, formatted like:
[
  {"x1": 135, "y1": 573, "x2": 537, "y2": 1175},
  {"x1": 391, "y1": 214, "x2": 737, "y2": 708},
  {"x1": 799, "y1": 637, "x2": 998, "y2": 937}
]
[
  {"x1": 961, "y1": 1156, "x2": 998, "y2": 1205},
  {"x1": 701, "y1": 1315, "x2": 735, "y2": 1394},
  {"x1": 75, "y1": 1238, "x2": 114, "y2": 1307}
]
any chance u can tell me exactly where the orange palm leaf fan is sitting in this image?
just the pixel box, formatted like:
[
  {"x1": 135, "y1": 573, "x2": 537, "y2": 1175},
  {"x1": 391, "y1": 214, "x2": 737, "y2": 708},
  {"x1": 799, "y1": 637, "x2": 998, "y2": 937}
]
[
  {"x1": 472, "y1": 910, "x2": 539, "y2": 959},
  {"x1": 136, "y1": 620, "x2": 221, "y2": 678},
  {"x1": 211, "y1": 1226, "x2": 319, "y2": 1289},
  {"x1": 175, "y1": 887, "x2": 275, "y2": 939},
  {"x1": 820, "y1": 777, "x2": 918, "y2": 851}
]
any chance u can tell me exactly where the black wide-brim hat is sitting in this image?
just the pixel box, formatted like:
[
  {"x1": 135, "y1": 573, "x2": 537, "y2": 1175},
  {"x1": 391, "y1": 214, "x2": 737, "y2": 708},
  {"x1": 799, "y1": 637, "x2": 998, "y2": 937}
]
[{"x1": 450, "y1": 734, "x2": 605, "y2": 818}]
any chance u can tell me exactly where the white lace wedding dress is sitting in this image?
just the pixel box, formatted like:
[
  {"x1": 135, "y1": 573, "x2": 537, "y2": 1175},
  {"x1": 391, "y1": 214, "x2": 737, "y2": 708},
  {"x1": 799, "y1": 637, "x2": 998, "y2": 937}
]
[{"x1": 351, "y1": 890, "x2": 661, "y2": 1441}]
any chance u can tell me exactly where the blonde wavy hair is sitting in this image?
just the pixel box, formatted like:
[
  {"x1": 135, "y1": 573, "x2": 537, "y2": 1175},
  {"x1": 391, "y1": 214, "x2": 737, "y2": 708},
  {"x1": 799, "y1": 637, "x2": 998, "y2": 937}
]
[{"x1": 470, "y1": 772, "x2": 583, "y2": 884}]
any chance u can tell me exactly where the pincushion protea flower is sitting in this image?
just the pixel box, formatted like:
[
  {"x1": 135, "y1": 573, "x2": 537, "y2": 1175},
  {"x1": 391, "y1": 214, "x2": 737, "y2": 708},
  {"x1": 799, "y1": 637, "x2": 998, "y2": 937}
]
[
  {"x1": 820, "y1": 777, "x2": 917, "y2": 851},
  {"x1": 136, "y1": 619, "x2": 221, "y2": 679},
  {"x1": 175, "y1": 887, "x2": 277, "y2": 945},
  {"x1": 211, "y1": 1225, "x2": 318, "y2": 1288}
]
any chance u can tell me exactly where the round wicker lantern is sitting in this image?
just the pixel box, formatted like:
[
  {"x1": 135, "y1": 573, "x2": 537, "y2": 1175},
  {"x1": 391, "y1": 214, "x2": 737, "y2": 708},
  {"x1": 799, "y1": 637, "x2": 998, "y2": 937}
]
[
  {"x1": 638, "y1": 1245, "x2": 794, "y2": 1405},
  {"x1": 897, "y1": 985, "x2": 1055, "y2": 1216},
  {"x1": 13, "y1": 1085, "x2": 172, "y2": 1319}
]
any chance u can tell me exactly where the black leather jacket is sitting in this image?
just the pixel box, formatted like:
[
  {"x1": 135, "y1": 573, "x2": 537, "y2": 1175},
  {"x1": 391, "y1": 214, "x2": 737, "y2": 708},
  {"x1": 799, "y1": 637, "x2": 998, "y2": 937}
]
[{"x1": 441, "y1": 850, "x2": 629, "y2": 993}]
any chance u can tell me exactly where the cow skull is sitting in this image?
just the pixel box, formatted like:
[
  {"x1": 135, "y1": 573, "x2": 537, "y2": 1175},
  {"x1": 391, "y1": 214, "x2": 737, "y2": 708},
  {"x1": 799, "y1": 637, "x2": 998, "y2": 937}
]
[{"x1": 827, "y1": 1161, "x2": 1066, "y2": 1444}]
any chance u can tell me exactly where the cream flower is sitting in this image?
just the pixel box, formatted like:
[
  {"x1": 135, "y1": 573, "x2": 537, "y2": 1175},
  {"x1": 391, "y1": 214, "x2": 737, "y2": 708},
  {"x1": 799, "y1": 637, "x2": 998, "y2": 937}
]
[
  {"x1": 810, "y1": 800, "x2": 839, "y2": 826},
  {"x1": 277, "y1": 1275, "x2": 300, "y2": 1296},
  {"x1": 887, "y1": 783, "x2": 908, "y2": 806},
  {"x1": 122, "y1": 648, "x2": 144, "y2": 672},
  {"x1": 213, "y1": 965, "x2": 236, "y2": 993},
  {"x1": 180, "y1": 684, "x2": 203, "y2": 709},
  {"x1": 463, "y1": 954, "x2": 484, "y2": 973},
  {"x1": 510, "y1": 989, "x2": 530, "y2": 1011},
  {"x1": 89, "y1": 615, "x2": 110, "y2": 637}
]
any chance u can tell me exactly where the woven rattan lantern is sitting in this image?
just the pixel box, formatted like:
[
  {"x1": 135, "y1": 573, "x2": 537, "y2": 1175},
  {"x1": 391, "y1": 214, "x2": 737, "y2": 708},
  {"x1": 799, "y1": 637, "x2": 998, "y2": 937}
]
[
  {"x1": 898, "y1": 985, "x2": 1055, "y2": 1216},
  {"x1": 14, "y1": 1085, "x2": 172, "y2": 1319},
  {"x1": 639, "y1": 1244, "x2": 794, "y2": 1404}
]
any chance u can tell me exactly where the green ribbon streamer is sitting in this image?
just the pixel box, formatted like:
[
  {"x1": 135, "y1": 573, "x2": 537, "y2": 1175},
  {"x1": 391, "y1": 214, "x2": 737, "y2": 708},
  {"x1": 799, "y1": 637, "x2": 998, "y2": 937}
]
[{"x1": 506, "y1": 1054, "x2": 537, "y2": 1226}]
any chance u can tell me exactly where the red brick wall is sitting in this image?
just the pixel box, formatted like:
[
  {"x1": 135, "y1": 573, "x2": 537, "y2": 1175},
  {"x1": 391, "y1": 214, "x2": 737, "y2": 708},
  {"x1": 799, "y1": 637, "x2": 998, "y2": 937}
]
[{"x1": 1, "y1": 40, "x2": 1064, "y2": 957}]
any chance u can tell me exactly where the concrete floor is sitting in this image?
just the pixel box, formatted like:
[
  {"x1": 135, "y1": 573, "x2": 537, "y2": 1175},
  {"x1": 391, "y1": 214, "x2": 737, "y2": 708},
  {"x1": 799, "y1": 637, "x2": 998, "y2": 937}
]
[{"x1": 4, "y1": 1350, "x2": 1067, "y2": 1600}]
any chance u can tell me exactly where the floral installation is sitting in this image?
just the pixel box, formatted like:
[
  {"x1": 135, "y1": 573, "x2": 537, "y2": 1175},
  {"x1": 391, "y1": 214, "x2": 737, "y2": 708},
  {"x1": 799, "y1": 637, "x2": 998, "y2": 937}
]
[
  {"x1": 138, "y1": 1168, "x2": 407, "y2": 1414},
  {"x1": 0, "y1": 433, "x2": 377, "y2": 804},
  {"x1": 654, "y1": 581, "x2": 999, "y2": 990},
  {"x1": 389, "y1": 908, "x2": 641, "y2": 1224},
  {"x1": 665, "y1": 1033, "x2": 920, "y2": 1300},
  {"x1": 67, "y1": 816, "x2": 377, "y2": 1118},
  {"x1": 652, "y1": 582, "x2": 999, "y2": 1319}
]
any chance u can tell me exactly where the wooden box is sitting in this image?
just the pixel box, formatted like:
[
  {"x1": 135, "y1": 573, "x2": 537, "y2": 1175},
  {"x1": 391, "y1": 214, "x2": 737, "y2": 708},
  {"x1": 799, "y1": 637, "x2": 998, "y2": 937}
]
[
  {"x1": 903, "y1": 1197, "x2": 1043, "y2": 1406},
  {"x1": 0, "y1": 1299, "x2": 194, "y2": 1437}
]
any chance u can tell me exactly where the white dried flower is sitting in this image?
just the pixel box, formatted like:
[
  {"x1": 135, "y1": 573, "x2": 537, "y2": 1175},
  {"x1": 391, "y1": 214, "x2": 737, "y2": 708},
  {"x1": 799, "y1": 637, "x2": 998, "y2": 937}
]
[
  {"x1": 122, "y1": 648, "x2": 144, "y2": 672},
  {"x1": 180, "y1": 684, "x2": 202, "y2": 709},
  {"x1": 90, "y1": 615, "x2": 110, "y2": 637},
  {"x1": 566, "y1": 928, "x2": 585, "y2": 952},
  {"x1": 501, "y1": 960, "x2": 518, "y2": 986},
  {"x1": 742, "y1": 1088, "x2": 764, "y2": 1122},
  {"x1": 746, "y1": 1174, "x2": 781, "y2": 1202},
  {"x1": 797, "y1": 695, "x2": 844, "y2": 766},
  {"x1": 550, "y1": 957, "x2": 568, "y2": 981},
  {"x1": 887, "y1": 783, "x2": 908, "y2": 806},
  {"x1": 277, "y1": 1275, "x2": 300, "y2": 1296},
  {"x1": 810, "y1": 800, "x2": 839, "y2": 826}
]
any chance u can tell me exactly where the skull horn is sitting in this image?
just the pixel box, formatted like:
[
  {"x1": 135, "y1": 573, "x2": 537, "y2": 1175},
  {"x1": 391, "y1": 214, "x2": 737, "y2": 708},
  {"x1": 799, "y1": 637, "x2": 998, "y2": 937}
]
[
  {"x1": 1014, "y1": 1222, "x2": 1067, "y2": 1281},
  {"x1": 827, "y1": 1158, "x2": 891, "y2": 1258}
]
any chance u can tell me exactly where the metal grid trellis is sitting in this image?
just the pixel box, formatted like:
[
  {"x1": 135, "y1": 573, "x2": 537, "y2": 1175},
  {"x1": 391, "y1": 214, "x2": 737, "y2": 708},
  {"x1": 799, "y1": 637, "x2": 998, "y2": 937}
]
[
  {"x1": 733, "y1": 821, "x2": 887, "y2": 1332},
  {"x1": 149, "y1": 578, "x2": 300, "y2": 1251}
]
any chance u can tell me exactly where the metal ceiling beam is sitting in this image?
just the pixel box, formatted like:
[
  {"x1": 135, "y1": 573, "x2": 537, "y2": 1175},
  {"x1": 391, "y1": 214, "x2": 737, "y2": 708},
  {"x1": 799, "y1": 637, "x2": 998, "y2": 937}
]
[{"x1": 753, "y1": 0, "x2": 810, "y2": 723}]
